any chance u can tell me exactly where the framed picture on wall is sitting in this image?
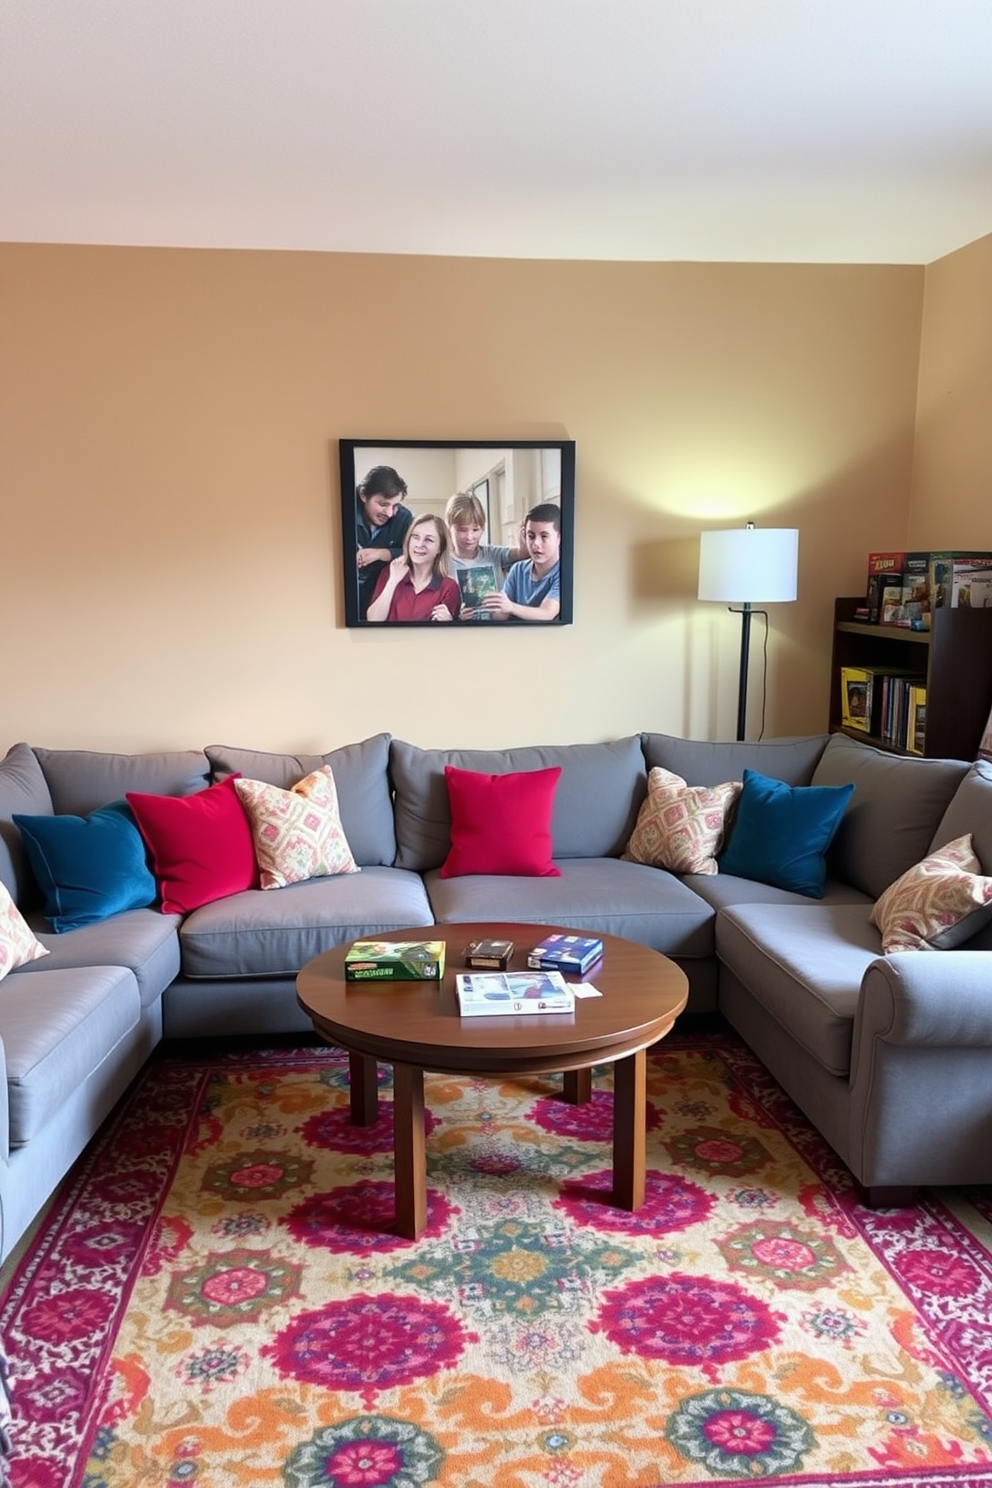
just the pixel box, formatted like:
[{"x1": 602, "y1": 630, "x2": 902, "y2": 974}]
[{"x1": 341, "y1": 438, "x2": 575, "y2": 628}]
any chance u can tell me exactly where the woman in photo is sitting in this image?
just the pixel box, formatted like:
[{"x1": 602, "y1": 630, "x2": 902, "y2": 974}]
[{"x1": 366, "y1": 513, "x2": 461, "y2": 623}]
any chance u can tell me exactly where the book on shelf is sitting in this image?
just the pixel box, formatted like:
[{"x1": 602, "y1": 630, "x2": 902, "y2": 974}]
[
  {"x1": 456, "y1": 563, "x2": 499, "y2": 619},
  {"x1": 464, "y1": 938, "x2": 514, "y2": 970},
  {"x1": 906, "y1": 684, "x2": 927, "y2": 755},
  {"x1": 840, "y1": 667, "x2": 873, "y2": 731},
  {"x1": 526, "y1": 933, "x2": 603, "y2": 973},
  {"x1": 865, "y1": 552, "x2": 905, "y2": 623},
  {"x1": 877, "y1": 672, "x2": 926, "y2": 749},
  {"x1": 839, "y1": 666, "x2": 925, "y2": 749},
  {"x1": 929, "y1": 552, "x2": 992, "y2": 612},
  {"x1": 979, "y1": 701, "x2": 992, "y2": 764},
  {"x1": 455, "y1": 970, "x2": 575, "y2": 1017},
  {"x1": 345, "y1": 940, "x2": 446, "y2": 982},
  {"x1": 900, "y1": 551, "x2": 933, "y2": 630}
]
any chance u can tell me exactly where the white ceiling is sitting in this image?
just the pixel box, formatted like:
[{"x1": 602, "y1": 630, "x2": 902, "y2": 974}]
[{"x1": 3, "y1": 0, "x2": 992, "y2": 265}]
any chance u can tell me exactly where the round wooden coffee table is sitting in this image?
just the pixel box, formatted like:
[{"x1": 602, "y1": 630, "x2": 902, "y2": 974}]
[{"x1": 297, "y1": 921, "x2": 688, "y2": 1238}]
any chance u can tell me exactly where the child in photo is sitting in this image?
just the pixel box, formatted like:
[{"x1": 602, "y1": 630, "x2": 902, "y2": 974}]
[
  {"x1": 445, "y1": 491, "x2": 525, "y2": 621},
  {"x1": 482, "y1": 502, "x2": 562, "y2": 622}
]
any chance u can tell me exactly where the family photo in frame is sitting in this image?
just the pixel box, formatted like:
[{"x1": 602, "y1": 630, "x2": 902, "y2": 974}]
[{"x1": 340, "y1": 439, "x2": 575, "y2": 628}]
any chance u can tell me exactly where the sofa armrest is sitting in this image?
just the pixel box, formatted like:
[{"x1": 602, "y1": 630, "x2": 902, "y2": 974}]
[
  {"x1": 853, "y1": 952, "x2": 992, "y2": 1054},
  {"x1": 847, "y1": 951, "x2": 992, "y2": 1190}
]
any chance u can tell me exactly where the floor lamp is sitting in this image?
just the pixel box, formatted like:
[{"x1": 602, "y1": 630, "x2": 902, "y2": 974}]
[{"x1": 697, "y1": 523, "x2": 799, "y2": 741}]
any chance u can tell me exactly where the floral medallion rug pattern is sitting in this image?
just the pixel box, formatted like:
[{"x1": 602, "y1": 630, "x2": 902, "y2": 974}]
[{"x1": 4, "y1": 1033, "x2": 992, "y2": 1487}]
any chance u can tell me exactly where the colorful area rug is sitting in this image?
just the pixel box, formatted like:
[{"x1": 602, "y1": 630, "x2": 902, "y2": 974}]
[{"x1": 4, "y1": 1033, "x2": 992, "y2": 1487}]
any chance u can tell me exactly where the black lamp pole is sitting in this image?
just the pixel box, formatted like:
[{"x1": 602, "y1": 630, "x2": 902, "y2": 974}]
[{"x1": 735, "y1": 602, "x2": 752, "y2": 742}]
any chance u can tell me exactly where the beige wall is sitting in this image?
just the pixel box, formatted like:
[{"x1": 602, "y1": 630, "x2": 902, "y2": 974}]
[
  {"x1": 910, "y1": 231, "x2": 992, "y2": 547},
  {"x1": 0, "y1": 244, "x2": 924, "y2": 754}
]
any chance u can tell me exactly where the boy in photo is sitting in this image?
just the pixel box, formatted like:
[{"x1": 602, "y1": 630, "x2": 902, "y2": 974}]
[{"x1": 483, "y1": 502, "x2": 562, "y2": 622}]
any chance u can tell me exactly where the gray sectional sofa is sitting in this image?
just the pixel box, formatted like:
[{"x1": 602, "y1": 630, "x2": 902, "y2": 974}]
[{"x1": 1, "y1": 728, "x2": 991, "y2": 1263}]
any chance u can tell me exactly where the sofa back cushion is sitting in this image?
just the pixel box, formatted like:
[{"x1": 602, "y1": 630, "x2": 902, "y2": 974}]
[
  {"x1": 641, "y1": 733, "x2": 829, "y2": 787},
  {"x1": 810, "y1": 733, "x2": 969, "y2": 899},
  {"x1": 33, "y1": 746, "x2": 210, "y2": 816},
  {"x1": 0, "y1": 744, "x2": 55, "y2": 903},
  {"x1": 205, "y1": 734, "x2": 396, "y2": 867},
  {"x1": 391, "y1": 736, "x2": 645, "y2": 871},
  {"x1": 929, "y1": 761, "x2": 992, "y2": 950}
]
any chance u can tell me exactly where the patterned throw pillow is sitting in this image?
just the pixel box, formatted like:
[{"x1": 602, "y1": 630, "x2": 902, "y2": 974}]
[
  {"x1": 624, "y1": 767, "x2": 742, "y2": 875},
  {"x1": 870, "y1": 834, "x2": 992, "y2": 953},
  {"x1": 0, "y1": 880, "x2": 49, "y2": 982},
  {"x1": 234, "y1": 766, "x2": 359, "y2": 890}
]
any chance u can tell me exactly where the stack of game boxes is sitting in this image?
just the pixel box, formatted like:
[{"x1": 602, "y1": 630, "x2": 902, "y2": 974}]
[{"x1": 862, "y1": 550, "x2": 992, "y2": 629}]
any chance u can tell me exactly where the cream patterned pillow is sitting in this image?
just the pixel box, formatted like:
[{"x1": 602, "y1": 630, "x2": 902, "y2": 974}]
[
  {"x1": 234, "y1": 766, "x2": 359, "y2": 890},
  {"x1": 624, "y1": 767, "x2": 742, "y2": 875},
  {"x1": 0, "y1": 880, "x2": 49, "y2": 982},
  {"x1": 871, "y1": 834, "x2": 992, "y2": 952}
]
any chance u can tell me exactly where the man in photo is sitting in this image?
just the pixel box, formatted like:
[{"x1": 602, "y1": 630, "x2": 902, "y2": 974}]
[
  {"x1": 482, "y1": 502, "x2": 562, "y2": 622},
  {"x1": 355, "y1": 465, "x2": 412, "y2": 620}
]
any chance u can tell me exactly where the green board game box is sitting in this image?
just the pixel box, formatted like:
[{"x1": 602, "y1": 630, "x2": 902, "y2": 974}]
[{"x1": 344, "y1": 940, "x2": 446, "y2": 981}]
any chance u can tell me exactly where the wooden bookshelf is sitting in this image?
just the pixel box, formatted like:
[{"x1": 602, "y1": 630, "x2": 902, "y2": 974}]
[{"x1": 830, "y1": 597, "x2": 992, "y2": 760}]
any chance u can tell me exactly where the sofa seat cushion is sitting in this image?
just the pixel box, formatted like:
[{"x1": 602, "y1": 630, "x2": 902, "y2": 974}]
[
  {"x1": 22, "y1": 907, "x2": 181, "y2": 1009},
  {"x1": 391, "y1": 737, "x2": 645, "y2": 870},
  {"x1": 1, "y1": 964, "x2": 140, "y2": 1148},
  {"x1": 684, "y1": 873, "x2": 871, "y2": 913},
  {"x1": 179, "y1": 866, "x2": 433, "y2": 979},
  {"x1": 425, "y1": 856, "x2": 715, "y2": 959},
  {"x1": 716, "y1": 903, "x2": 883, "y2": 1076}
]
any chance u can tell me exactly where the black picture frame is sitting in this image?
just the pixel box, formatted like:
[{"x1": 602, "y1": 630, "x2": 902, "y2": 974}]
[{"x1": 341, "y1": 438, "x2": 575, "y2": 628}]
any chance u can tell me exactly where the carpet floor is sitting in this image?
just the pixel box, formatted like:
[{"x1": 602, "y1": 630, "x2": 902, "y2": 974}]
[{"x1": 3, "y1": 1032, "x2": 992, "y2": 1487}]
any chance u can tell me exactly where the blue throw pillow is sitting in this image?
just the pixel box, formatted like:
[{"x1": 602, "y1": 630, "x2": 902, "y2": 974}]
[
  {"x1": 717, "y1": 768, "x2": 855, "y2": 898},
  {"x1": 13, "y1": 800, "x2": 157, "y2": 932}
]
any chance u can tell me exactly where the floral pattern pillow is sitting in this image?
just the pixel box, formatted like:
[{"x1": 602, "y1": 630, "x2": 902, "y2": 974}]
[
  {"x1": 234, "y1": 766, "x2": 359, "y2": 889},
  {"x1": 624, "y1": 767, "x2": 742, "y2": 875},
  {"x1": 871, "y1": 833, "x2": 992, "y2": 952},
  {"x1": 0, "y1": 880, "x2": 49, "y2": 982}
]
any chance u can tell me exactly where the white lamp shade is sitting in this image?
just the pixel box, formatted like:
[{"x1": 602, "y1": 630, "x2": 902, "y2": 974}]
[{"x1": 698, "y1": 527, "x2": 799, "y2": 604}]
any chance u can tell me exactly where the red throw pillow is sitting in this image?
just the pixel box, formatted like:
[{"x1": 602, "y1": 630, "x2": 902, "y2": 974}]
[
  {"x1": 126, "y1": 774, "x2": 259, "y2": 914},
  {"x1": 440, "y1": 765, "x2": 562, "y2": 878}
]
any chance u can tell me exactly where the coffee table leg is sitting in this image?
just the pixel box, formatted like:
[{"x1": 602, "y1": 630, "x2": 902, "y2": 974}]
[
  {"x1": 349, "y1": 1053, "x2": 379, "y2": 1125},
  {"x1": 612, "y1": 1049, "x2": 646, "y2": 1210},
  {"x1": 562, "y1": 1069, "x2": 592, "y2": 1104},
  {"x1": 392, "y1": 1062, "x2": 427, "y2": 1240}
]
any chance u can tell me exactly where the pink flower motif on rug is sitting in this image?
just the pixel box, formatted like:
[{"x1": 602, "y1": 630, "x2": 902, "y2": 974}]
[
  {"x1": 299, "y1": 1104, "x2": 439, "y2": 1154},
  {"x1": 894, "y1": 1246, "x2": 984, "y2": 1297},
  {"x1": 283, "y1": 1415, "x2": 444, "y2": 1488},
  {"x1": 555, "y1": 1167, "x2": 714, "y2": 1235},
  {"x1": 200, "y1": 1148, "x2": 315, "y2": 1201},
  {"x1": 665, "y1": 1386, "x2": 815, "y2": 1477},
  {"x1": 284, "y1": 1181, "x2": 455, "y2": 1253},
  {"x1": 527, "y1": 1088, "x2": 661, "y2": 1142},
  {"x1": 22, "y1": 1286, "x2": 114, "y2": 1347},
  {"x1": 262, "y1": 1295, "x2": 477, "y2": 1408},
  {"x1": 717, "y1": 1220, "x2": 852, "y2": 1290},
  {"x1": 664, "y1": 1123, "x2": 772, "y2": 1176},
  {"x1": 592, "y1": 1273, "x2": 781, "y2": 1374},
  {"x1": 164, "y1": 1248, "x2": 304, "y2": 1327}
]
